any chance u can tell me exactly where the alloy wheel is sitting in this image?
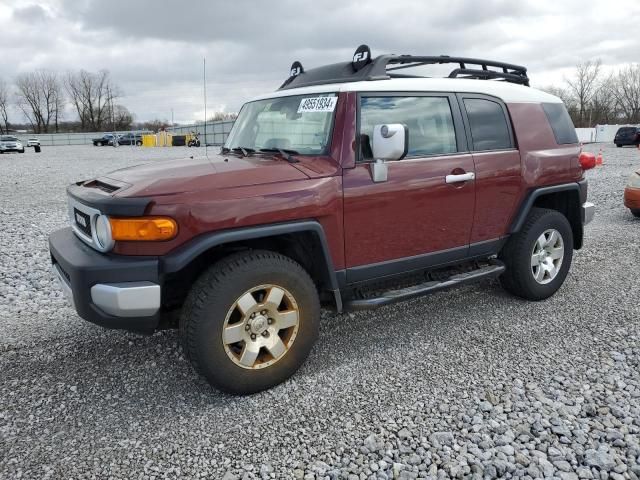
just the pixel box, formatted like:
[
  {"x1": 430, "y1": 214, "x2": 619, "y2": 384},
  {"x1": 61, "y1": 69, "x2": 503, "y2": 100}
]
[
  {"x1": 530, "y1": 229, "x2": 564, "y2": 284},
  {"x1": 222, "y1": 284, "x2": 300, "y2": 369}
]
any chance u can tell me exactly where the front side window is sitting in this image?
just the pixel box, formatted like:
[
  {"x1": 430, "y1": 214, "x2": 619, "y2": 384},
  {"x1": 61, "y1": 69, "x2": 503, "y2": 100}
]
[
  {"x1": 359, "y1": 96, "x2": 457, "y2": 160},
  {"x1": 224, "y1": 93, "x2": 337, "y2": 155},
  {"x1": 463, "y1": 98, "x2": 513, "y2": 151}
]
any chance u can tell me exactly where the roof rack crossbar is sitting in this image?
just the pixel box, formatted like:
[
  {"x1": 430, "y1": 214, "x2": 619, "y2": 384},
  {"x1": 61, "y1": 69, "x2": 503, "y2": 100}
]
[{"x1": 379, "y1": 55, "x2": 529, "y2": 85}]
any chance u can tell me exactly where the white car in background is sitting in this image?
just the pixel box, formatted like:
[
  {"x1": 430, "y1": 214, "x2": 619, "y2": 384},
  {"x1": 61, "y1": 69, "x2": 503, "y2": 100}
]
[
  {"x1": 27, "y1": 138, "x2": 40, "y2": 147},
  {"x1": 0, "y1": 135, "x2": 25, "y2": 154}
]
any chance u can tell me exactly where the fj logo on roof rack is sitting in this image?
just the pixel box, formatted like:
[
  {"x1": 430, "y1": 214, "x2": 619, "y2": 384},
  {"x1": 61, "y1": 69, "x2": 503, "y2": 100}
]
[
  {"x1": 289, "y1": 61, "x2": 304, "y2": 78},
  {"x1": 352, "y1": 44, "x2": 372, "y2": 71}
]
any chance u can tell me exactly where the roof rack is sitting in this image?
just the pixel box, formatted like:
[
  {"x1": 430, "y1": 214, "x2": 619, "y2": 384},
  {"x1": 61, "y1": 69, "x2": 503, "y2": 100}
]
[{"x1": 279, "y1": 45, "x2": 529, "y2": 90}]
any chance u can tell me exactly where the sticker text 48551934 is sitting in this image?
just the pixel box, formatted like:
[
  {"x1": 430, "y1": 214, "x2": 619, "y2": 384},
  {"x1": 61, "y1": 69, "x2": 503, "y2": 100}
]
[{"x1": 297, "y1": 96, "x2": 338, "y2": 113}]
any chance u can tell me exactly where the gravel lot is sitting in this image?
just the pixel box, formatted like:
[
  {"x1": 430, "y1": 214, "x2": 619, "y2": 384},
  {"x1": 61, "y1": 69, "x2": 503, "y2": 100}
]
[{"x1": 1, "y1": 144, "x2": 639, "y2": 480}]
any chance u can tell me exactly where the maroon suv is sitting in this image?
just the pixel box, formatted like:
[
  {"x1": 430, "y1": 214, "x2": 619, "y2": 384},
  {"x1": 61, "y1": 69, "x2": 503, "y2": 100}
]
[{"x1": 50, "y1": 46, "x2": 595, "y2": 394}]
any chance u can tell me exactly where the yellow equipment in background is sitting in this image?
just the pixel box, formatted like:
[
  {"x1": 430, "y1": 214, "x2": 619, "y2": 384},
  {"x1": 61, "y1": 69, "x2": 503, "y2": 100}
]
[{"x1": 142, "y1": 131, "x2": 173, "y2": 147}]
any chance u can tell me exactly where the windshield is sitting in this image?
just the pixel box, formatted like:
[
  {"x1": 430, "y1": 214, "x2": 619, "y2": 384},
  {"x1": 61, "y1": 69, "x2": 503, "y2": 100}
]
[
  {"x1": 1, "y1": 136, "x2": 17, "y2": 141},
  {"x1": 224, "y1": 93, "x2": 338, "y2": 155}
]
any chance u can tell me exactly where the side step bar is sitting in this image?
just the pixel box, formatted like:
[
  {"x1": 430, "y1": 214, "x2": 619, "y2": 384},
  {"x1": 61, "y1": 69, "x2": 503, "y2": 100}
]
[{"x1": 343, "y1": 261, "x2": 505, "y2": 311}]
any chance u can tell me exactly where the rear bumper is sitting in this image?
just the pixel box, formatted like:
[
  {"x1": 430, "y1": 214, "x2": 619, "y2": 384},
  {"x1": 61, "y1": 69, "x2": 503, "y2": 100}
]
[
  {"x1": 582, "y1": 202, "x2": 595, "y2": 225},
  {"x1": 624, "y1": 187, "x2": 640, "y2": 210},
  {"x1": 49, "y1": 228, "x2": 161, "y2": 333}
]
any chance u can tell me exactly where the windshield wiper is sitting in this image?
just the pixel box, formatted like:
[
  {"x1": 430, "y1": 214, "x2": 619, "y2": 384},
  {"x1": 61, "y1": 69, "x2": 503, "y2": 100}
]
[
  {"x1": 222, "y1": 146, "x2": 255, "y2": 157},
  {"x1": 258, "y1": 148, "x2": 300, "y2": 163}
]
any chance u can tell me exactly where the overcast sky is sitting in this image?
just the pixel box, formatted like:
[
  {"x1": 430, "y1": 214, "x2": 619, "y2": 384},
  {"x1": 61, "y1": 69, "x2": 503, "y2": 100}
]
[{"x1": 1, "y1": 0, "x2": 639, "y2": 124}]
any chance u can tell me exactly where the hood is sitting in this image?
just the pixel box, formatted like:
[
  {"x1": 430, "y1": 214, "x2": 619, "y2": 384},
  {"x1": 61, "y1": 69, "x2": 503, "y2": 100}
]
[{"x1": 102, "y1": 152, "x2": 311, "y2": 197}]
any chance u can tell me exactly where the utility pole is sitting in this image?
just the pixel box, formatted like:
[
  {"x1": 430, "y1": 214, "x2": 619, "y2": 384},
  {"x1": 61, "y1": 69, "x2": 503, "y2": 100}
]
[{"x1": 203, "y1": 57, "x2": 207, "y2": 153}]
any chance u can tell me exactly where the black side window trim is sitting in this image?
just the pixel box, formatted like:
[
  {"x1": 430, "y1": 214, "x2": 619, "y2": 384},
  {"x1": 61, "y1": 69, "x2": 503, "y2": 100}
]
[
  {"x1": 355, "y1": 91, "x2": 469, "y2": 163},
  {"x1": 456, "y1": 93, "x2": 517, "y2": 153}
]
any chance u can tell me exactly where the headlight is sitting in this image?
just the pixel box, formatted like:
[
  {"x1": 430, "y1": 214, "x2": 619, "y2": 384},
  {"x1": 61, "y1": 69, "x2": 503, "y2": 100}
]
[
  {"x1": 94, "y1": 215, "x2": 114, "y2": 251},
  {"x1": 627, "y1": 172, "x2": 640, "y2": 189}
]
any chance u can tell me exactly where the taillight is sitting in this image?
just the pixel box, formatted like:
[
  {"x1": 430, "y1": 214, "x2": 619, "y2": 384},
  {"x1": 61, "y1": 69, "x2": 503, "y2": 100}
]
[{"x1": 579, "y1": 152, "x2": 596, "y2": 170}]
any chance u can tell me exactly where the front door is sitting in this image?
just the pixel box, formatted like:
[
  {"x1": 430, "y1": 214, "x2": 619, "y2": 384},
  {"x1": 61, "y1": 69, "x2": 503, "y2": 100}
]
[{"x1": 343, "y1": 93, "x2": 475, "y2": 283}]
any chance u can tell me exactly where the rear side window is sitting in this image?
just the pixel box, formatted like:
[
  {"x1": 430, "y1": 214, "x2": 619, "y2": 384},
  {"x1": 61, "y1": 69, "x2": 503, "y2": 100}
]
[
  {"x1": 359, "y1": 96, "x2": 457, "y2": 160},
  {"x1": 541, "y1": 103, "x2": 578, "y2": 144},
  {"x1": 463, "y1": 98, "x2": 513, "y2": 151}
]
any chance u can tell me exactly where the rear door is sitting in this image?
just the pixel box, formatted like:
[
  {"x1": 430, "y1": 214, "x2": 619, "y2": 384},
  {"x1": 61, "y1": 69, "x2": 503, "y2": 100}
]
[
  {"x1": 457, "y1": 94, "x2": 522, "y2": 248},
  {"x1": 342, "y1": 93, "x2": 476, "y2": 283}
]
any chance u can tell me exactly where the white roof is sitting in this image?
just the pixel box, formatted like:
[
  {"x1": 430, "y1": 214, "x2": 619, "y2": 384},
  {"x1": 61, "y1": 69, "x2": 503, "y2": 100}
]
[{"x1": 251, "y1": 78, "x2": 562, "y2": 104}]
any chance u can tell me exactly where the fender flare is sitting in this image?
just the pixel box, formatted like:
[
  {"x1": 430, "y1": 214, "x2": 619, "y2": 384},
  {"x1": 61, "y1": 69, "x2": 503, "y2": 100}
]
[
  {"x1": 509, "y1": 182, "x2": 581, "y2": 233},
  {"x1": 160, "y1": 220, "x2": 343, "y2": 312}
]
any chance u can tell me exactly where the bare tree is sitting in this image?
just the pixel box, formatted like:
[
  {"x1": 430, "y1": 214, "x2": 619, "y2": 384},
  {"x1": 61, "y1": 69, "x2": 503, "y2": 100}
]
[
  {"x1": 565, "y1": 59, "x2": 602, "y2": 127},
  {"x1": 65, "y1": 70, "x2": 120, "y2": 132},
  {"x1": 109, "y1": 104, "x2": 134, "y2": 130},
  {"x1": 590, "y1": 76, "x2": 619, "y2": 125},
  {"x1": 0, "y1": 79, "x2": 10, "y2": 134},
  {"x1": 15, "y1": 70, "x2": 63, "y2": 133},
  {"x1": 610, "y1": 64, "x2": 640, "y2": 124}
]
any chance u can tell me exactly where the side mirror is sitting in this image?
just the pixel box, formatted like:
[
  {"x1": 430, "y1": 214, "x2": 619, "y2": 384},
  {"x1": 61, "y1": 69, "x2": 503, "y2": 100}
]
[{"x1": 370, "y1": 124, "x2": 408, "y2": 182}]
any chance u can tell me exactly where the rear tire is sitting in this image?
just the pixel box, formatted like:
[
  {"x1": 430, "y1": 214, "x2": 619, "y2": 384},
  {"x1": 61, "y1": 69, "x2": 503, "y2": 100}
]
[
  {"x1": 631, "y1": 209, "x2": 640, "y2": 218},
  {"x1": 499, "y1": 208, "x2": 573, "y2": 301},
  {"x1": 180, "y1": 250, "x2": 320, "y2": 394},
  {"x1": 616, "y1": 144, "x2": 622, "y2": 148},
  {"x1": 19, "y1": 149, "x2": 24, "y2": 153},
  {"x1": 136, "y1": 141, "x2": 142, "y2": 146}
]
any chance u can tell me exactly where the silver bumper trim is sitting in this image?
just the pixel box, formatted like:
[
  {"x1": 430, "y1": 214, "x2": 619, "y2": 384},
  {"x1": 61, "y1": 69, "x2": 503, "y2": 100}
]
[
  {"x1": 90, "y1": 282, "x2": 160, "y2": 317},
  {"x1": 52, "y1": 264, "x2": 75, "y2": 310},
  {"x1": 582, "y1": 202, "x2": 595, "y2": 225}
]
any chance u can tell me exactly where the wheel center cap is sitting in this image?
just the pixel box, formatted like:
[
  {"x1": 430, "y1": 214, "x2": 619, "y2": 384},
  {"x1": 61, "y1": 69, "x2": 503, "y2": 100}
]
[{"x1": 249, "y1": 315, "x2": 268, "y2": 334}]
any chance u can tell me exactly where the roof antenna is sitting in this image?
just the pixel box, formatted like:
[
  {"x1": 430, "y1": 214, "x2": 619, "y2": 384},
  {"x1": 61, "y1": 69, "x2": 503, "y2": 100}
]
[{"x1": 203, "y1": 56, "x2": 208, "y2": 156}]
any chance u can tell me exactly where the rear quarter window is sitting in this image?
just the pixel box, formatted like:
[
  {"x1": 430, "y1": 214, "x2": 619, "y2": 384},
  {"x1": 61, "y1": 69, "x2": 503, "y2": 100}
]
[
  {"x1": 463, "y1": 98, "x2": 513, "y2": 151},
  {"x1": 541, "y1": 103, "x2": 578, "y2": 145}
]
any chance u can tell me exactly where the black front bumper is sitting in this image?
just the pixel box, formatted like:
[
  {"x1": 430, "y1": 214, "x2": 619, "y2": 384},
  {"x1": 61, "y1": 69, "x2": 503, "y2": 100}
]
[{"x1": 49, "y1": 228, "x2": 161, "y2": 333}]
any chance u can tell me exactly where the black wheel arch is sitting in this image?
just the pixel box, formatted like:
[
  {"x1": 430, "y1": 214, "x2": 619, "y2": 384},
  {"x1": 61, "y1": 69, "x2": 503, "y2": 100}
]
[
  {"x1": 160, "y1": 221, "x2": 343, "y2": 313},
  {"x1": 509, "y1": 181, "x2": 586, "y2": 250}
]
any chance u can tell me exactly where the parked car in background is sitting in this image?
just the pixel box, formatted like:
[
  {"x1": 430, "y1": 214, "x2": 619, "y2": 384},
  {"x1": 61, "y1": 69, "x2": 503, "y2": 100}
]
[
  {"x1": 0, "y1": 135, "x2": 25, "y2": 153},
  {"x1": 614, "y1": 127, "x2": 640, "y2": 147},
  {"x1": 27, "y1": 138, "x2": 40, "y2": 147},
  {"x1": 49, "y1": 46, "x2": 596, "y2": 394},
  {"x1": 118, "y1": 133, "x2": 143, "y2": 146},
  {"x1": 624, "y1": 169, "x2": 640, "y2": 217},
  {"x1": 92, "y1": 134, "x2": 116, "y2": 146}
]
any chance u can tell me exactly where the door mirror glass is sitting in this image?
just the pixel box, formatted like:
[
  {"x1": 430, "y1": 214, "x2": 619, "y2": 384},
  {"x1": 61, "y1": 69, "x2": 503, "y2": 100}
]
[{"x1": 371, "y1": 124, "x2": 408, "y2": 161}]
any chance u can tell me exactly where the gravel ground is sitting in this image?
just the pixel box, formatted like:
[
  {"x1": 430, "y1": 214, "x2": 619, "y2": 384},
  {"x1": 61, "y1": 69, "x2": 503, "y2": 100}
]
[{"x1": 1, "y1": 144, "x2": 639, "y2": 480}]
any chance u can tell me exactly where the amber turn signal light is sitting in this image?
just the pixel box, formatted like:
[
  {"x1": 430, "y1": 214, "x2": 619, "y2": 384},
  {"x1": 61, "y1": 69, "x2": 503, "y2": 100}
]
[{"x1": 109, "y1": 217, "x2": 178, "y2": 241}]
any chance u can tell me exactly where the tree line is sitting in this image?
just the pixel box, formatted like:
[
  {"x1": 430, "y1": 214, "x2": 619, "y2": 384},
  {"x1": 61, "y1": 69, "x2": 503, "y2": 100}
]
[
  {"x1": 542, "y1": 61, "x2": 640, "y2": 128},
  {"x1": 0, "y1": 69, "x2": 134, "y2": 134}
]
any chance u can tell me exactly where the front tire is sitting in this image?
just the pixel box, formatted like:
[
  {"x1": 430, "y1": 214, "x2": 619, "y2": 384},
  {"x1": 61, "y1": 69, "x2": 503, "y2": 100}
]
[
  {"x1": 19, "y1": 149, "x2": 24, "y2": 153},
  {"x1": 616, "y1": 144, "x2": 622, "y2": 148},
  {"x1": 180, "y1": 250, "x2": 320, "y2": 394},
  {"x1": 631, "y1": 209, "x2": 640, "y2": 218},
  {"x1": 499, "y1": 208, "x2": 573, "y2": 301}
]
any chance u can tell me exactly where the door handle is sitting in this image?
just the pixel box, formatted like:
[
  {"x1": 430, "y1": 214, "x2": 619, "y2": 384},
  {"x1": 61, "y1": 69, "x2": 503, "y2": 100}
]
[{"x1": 445, "y1": 172, "x2": 475, "y2": 184}]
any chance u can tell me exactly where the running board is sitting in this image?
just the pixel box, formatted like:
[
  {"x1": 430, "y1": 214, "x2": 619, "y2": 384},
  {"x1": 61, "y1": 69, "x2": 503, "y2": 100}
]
[{"x1": 343, "y1": 261, "x2": 505, "y2": 311}]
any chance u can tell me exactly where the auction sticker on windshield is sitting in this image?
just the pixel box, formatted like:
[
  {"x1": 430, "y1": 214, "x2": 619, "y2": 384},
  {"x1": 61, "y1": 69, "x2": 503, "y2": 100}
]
[{"x1": 297, "y1": 96, "x2": 338, "y2": 113}]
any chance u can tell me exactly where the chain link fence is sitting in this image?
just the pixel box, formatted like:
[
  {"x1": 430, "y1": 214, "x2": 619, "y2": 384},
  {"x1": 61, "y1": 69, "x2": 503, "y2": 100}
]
[{"x1": 11, "y1": 119, "x2": 235, "y2": 147}]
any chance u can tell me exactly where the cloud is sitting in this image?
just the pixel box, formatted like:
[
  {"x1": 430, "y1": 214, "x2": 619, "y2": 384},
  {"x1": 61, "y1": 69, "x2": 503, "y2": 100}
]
[
  {"x1": 0, "y1": 0, "x2": 639, "y2": 122},
  {"x1": 11, "y1": 4, "x2": 52, "y2": 23}
]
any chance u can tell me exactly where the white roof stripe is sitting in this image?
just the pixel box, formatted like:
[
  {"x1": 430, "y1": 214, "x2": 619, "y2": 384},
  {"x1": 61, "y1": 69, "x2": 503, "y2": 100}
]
[{"x1": 251, "y1": 78, "x2": 562, "y2": 104}]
